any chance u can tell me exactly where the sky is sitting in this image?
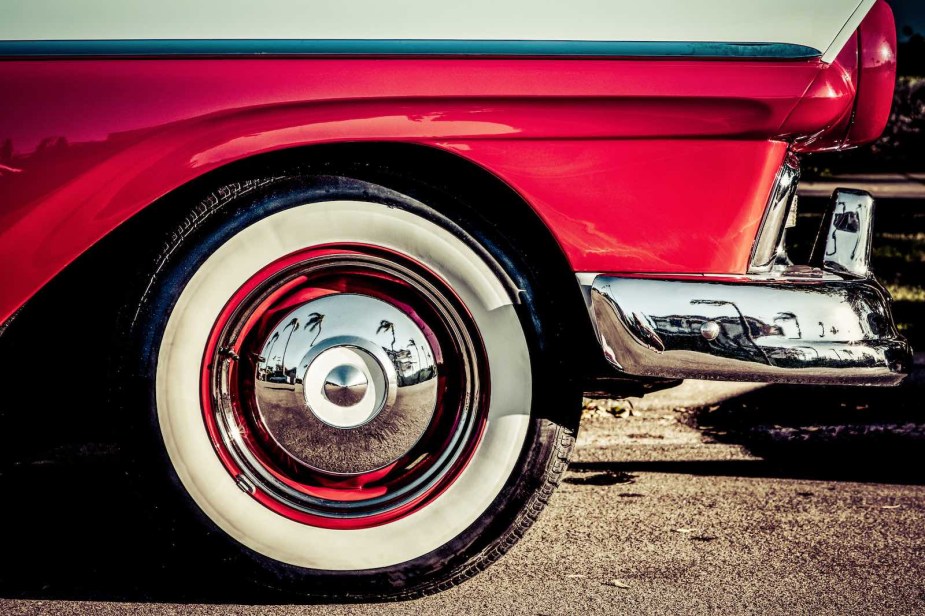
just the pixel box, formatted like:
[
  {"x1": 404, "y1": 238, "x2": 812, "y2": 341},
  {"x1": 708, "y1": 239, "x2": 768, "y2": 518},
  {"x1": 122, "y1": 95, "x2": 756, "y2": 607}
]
[{"x1": 891, "y1": 0, "x2": 925, "y2": 40}]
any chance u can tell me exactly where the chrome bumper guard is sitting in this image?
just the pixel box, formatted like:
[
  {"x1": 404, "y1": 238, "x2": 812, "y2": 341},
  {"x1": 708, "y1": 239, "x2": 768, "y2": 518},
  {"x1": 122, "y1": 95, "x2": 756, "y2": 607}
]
[{"x1": 583, "y1": 189, "x2": 911, "y2": 385}]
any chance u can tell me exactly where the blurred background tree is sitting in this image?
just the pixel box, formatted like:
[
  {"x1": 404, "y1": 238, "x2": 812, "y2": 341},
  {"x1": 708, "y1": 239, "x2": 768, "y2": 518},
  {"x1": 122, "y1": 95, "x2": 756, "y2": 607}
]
[{"x1": 804, "y1": 0, "x2": 925, "y2": 178}]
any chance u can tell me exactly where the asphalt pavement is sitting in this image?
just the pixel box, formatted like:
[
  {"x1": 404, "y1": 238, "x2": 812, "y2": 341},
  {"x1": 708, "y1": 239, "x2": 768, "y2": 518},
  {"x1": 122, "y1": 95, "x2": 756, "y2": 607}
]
[{"x1": 2, "y1": 376, "x2": 924, "y2": 615}]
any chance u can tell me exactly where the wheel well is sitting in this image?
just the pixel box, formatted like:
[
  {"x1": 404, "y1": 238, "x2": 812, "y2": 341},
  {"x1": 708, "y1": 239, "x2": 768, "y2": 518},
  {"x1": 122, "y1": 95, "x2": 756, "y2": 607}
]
[{"x1": 3, "y1": 141, "x2": 617, "y2": 403}]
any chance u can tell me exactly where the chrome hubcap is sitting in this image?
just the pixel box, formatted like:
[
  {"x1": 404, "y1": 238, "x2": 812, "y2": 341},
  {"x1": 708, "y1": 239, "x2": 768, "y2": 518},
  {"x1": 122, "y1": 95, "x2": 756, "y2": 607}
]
[
  {"x1": 204, "y1": 247, "x2": 487, "y2": 528},
  {"x1": 254, "y1": 293, "x2": 438, "y2": 474}
]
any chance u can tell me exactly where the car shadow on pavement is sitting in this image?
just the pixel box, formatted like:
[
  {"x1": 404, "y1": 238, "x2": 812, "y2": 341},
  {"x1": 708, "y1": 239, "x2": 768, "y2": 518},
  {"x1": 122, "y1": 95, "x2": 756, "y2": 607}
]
[
  {"x1": 0, "y1": 282, "x2": 305, "y2": 604},
  {"x1": 2, "y1": 348, "x2": 923, "y2": 604},
  {"x1": 577, "y1": 380, "x2": 925, "y2": 485},
  {"x1": 0, "y1": 416, "x2": 298, "y2": 604},
  {"x1": 0, "y1": 445, "x2": 279, "y2": 604}
]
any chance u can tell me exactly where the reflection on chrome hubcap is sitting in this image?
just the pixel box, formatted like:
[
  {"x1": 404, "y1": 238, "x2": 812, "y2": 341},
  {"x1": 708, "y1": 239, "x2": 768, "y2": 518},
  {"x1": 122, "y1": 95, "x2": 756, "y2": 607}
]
[
  {"x1": 204, "y1": 247, "x2": 486, "y2": 528},
  {"x1": 255, "y1": 294, "x2": 438, "y2": 474},
  {"x1": 323, "y1": 365, "x2": 368, "y2": 407}
]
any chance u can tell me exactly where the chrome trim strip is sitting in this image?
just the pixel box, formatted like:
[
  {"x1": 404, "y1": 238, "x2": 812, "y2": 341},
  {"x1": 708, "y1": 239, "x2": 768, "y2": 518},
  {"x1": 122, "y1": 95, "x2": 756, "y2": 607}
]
[
  {"x1": 584, "y1": 275, "x2": 910, "y2": 385},
  {"x1": 0, "y1": 39, "x2": 823, "y2": 59},
  {"x1": 749, "y1": 153, "x2": 801, "y2": 272}
]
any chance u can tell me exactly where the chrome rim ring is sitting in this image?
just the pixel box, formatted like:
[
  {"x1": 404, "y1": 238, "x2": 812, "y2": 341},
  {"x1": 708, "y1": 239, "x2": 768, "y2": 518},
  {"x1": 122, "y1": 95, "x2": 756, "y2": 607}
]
[{"x1": 202, "y1": 245, "x2": 488, "y2": 530}]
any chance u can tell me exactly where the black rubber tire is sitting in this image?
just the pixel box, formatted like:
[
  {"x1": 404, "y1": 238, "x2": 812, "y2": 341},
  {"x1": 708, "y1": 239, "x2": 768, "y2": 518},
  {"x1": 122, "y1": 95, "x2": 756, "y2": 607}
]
[{"x1": 116, "y1": 169, "x2": 580, "y2": 601}]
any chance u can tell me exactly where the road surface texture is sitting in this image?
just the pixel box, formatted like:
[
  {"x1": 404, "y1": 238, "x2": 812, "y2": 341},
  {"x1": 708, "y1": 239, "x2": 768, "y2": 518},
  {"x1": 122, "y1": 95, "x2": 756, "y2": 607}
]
[{"x1": 2, "y1": 369, "x2": 924, "y2": 615}]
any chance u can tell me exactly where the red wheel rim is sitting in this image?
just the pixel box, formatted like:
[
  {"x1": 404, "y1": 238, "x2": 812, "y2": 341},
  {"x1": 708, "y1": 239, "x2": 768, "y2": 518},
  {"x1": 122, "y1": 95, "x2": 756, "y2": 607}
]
[{"x1": 201, "y1": 245, "x2": 489, "y2": 530}]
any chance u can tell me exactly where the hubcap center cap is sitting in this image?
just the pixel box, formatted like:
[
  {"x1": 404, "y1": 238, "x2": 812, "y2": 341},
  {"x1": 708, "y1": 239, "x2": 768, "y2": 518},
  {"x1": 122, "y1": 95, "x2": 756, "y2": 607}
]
[
  {"x1": 302, "y1": 344, "x2": 388, "y2": 430},
  {"x1": 323, "y1": 364, "x2": 368, "y2": 407}
]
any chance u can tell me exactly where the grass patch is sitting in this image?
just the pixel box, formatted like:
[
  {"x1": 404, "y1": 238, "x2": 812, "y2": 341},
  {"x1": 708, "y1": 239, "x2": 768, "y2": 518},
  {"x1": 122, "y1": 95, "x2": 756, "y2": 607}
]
[
  {"x1": 873, "y1": 232, "x2": 925, "y2": 262},
  {"x1": 887, "y1": 285, "x2": 925, "y2": 302}
]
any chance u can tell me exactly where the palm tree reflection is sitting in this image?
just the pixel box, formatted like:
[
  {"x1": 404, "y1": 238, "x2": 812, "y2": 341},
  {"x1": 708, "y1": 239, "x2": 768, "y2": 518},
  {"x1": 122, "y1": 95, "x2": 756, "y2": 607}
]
[
  {"x1": 264, "y1": 331, "x2": 280, "y2": 364},
  {"x1": 279, "y1": 317, "x2": 300, "y2": 382},
  {"x1": 408, "y1": 338, "x2": 421, "y2": 368},
  {"x1": 377, "y1": 320, "x2": 431, "y2": 385},
  {"x1": 305, "y1": 312, "x2": 325, "y2": 346},
  {"x1": 377, "y1": 320, "x2": 396, "y2": 350}
]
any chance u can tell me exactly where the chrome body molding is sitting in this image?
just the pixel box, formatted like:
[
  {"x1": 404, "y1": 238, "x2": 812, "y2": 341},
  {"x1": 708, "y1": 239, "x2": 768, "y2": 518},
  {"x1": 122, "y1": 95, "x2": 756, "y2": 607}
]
[
  {"x1": 749, "y1": 153, "x2": 800, "y2": 273},
  {"x1": 586, "y1": 275, "x2": 910, "y2": 385},
  {"x1": 0, "y1": 39, "x2": 822, "y2": 59}
]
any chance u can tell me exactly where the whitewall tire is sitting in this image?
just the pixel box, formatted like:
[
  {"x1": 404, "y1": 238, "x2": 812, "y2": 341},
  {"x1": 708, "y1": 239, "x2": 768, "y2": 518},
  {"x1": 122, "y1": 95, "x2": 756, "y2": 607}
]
[{"x1": 123, "y1": 172, "x2": 578, "y2": 599}]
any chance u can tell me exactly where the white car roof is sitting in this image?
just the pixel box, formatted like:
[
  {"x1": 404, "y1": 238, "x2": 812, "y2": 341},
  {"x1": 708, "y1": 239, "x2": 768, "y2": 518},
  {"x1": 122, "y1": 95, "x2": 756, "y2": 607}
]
[{"x1": 0, "y1": 0, "x2": 875, "y2": 63}]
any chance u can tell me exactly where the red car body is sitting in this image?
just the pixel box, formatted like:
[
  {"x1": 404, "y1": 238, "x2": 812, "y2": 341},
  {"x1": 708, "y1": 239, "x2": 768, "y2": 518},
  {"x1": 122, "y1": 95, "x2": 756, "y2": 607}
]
[{"x1": 0, "y1": 1, "x2": 897, "y2": 327}]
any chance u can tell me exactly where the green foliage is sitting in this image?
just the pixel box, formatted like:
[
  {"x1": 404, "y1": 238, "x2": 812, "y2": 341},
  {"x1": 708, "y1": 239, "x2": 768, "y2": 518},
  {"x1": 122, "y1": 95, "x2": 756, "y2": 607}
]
[
  {"x1": 887, "y1": 284, "x2": 925, "y2": 302},
  {"x1": 803, "y1": 76, "x2": 925, "y2": 178}
]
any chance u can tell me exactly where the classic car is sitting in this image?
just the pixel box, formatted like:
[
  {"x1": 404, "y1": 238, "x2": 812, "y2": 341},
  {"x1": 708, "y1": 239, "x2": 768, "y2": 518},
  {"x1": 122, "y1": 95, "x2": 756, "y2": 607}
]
[{"x1": 0, "y1": 0, "x2": 908, "y2": 600}]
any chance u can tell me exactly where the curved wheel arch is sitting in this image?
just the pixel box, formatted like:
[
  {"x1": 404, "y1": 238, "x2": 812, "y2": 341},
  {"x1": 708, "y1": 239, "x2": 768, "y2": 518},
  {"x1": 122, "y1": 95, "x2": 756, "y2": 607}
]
[{"x1": 8, "y1": 142, "x2": 600, "y2": 406}]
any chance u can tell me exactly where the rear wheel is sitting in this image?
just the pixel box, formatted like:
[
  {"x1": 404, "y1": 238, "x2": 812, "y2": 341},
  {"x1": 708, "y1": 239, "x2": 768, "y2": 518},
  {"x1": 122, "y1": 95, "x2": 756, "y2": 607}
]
[{"x1": 123, "y1": 172, "x2": 578, "y2": 599}]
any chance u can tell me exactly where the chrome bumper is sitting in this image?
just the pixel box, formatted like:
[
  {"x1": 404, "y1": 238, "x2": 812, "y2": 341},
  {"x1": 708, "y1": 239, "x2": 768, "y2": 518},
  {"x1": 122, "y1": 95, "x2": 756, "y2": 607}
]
[{"x1": 582, "y1": 190, "x2": 911, "y2": 386}]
